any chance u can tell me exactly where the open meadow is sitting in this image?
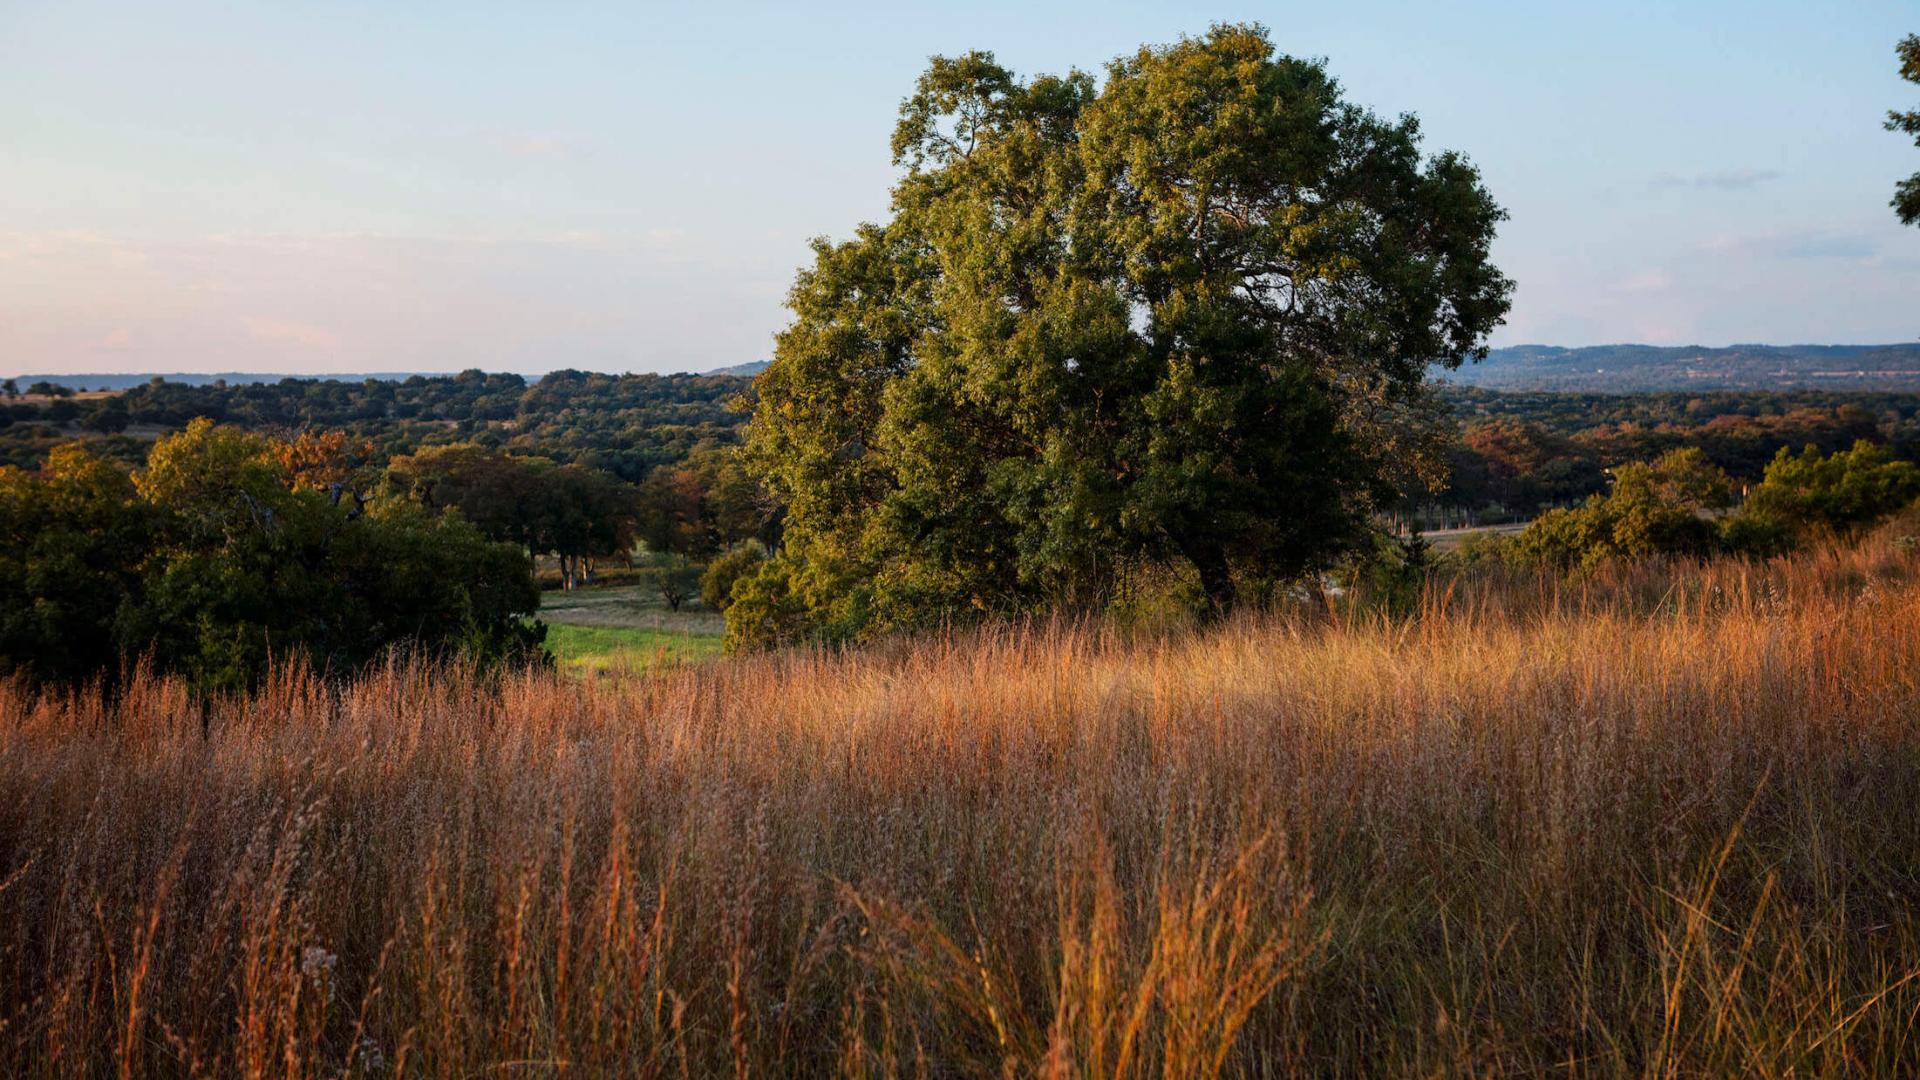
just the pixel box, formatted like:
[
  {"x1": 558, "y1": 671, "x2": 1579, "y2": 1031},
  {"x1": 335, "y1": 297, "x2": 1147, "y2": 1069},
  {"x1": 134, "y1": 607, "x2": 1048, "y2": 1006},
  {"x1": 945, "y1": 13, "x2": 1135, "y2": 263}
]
[
  {"x1": 7, "y1": 7, "x2": 1920, "y2": 1077},
  {"x1": 537, "y1": 586, "x2": 725, "y2": 676},
  {"x1": 5, "y1": 524, "x2": 1920, "y2": 1077}
]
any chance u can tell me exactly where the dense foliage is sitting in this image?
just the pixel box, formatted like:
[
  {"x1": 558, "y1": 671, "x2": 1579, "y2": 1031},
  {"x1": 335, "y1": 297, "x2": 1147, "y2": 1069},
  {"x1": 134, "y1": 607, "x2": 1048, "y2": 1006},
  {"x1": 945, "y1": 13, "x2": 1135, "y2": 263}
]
[
  {"x1": 1483, "y1": 440, "x2": 1920, "y2": 571},
  {"x1": 0, "y1": 368, "x2": 745, "y2": 481},
  {"x1": 1424, "y1": 392, "x2": 1920, "y2": 521},
  {"x1": 1439, "y1": 343, "x2": 1920, "y2": 392},
  {"x1": 734, "y1": 25, "x2": 1512, "y2": 647},
  {"x1": 1892, "y1": 33, "x2": 1920, "y2": 225},
  {"x1": 1505, "y1": 449, "x2": 1735, "y2": 570},
  {"x1": 0, "y1": 421, "x2": 542, "y2": 691},
  {"x1": 385, "y1": 444, "x2": 642, "y2": 590},
  {"x1": 6, "y1": 372, "x2": 1919, "y2": 538}
]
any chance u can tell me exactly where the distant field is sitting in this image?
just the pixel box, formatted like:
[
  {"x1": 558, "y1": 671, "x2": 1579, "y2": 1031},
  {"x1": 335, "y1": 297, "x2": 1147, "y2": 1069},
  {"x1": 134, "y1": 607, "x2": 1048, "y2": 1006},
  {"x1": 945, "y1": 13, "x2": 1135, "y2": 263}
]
[
  {"x1": 538, "y1": 584, "x2": 723, "y2": 673},
  {"x1": 10, "y1": 389, "x2": 120, "y2": 404},
  {"x1": 1420, "y1": 519, "x2": 1532, "y2": 550}
]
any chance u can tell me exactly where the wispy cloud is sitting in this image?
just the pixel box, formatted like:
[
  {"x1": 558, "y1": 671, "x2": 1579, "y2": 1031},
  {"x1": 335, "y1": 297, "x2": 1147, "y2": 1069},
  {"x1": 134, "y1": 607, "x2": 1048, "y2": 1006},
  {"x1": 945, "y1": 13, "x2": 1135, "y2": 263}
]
[
  {"x1": 1779, "y1": 234, "x2": 1876, "y2": 259},
  {"x1": 1616, "y1": 268, "x2": 1673, "y2": 293},
  {"x1": 1652, "y1": 168, "x2": 1783, "y2": 191},
  {"x1": 244, "y1": 317, "x2": 341, "y2": 350},
  {"x1": 1699, "y1": 230, "x2": 1878, "y2": 260},
  {"x1": 494, "y1": 134, "x2": 577, "y2": 159}
]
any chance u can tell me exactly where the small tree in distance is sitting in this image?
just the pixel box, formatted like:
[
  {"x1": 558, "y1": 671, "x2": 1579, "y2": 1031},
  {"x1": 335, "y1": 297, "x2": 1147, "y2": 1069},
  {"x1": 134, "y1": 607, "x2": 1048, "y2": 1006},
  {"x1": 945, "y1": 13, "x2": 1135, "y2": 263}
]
[{"x1": 635, "y1": 552, "x2": 702, "y2": 612}]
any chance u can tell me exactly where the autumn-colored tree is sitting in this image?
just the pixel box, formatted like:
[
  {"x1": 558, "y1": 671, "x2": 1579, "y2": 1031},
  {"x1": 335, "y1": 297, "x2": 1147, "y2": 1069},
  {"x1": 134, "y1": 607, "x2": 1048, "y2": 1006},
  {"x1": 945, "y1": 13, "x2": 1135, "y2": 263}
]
[
  {"x1": 635, "y1": 446, "x2": 776, "y2": 559},
  {"x1": 274, "y1": 430, "x2": 379, "y2": 505},
  {"x1": 1454, "y1": 419, "x2": 1606, "y2": 510}
]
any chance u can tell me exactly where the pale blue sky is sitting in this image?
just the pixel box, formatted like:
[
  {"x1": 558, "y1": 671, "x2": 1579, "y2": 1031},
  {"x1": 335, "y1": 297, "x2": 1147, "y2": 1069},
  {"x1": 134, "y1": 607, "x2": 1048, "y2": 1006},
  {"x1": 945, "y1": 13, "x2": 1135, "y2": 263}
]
[{"x1": 3, "y1": 1, "x2": 1918, "y2": 375}]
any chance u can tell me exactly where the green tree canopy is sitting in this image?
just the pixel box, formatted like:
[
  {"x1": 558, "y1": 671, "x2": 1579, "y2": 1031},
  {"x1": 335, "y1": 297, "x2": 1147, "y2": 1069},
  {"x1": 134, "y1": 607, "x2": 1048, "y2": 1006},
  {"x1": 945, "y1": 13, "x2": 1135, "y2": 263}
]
[
  {"x1": 0, "y1": 445, "x2": 154, "y2": 684},
  {"x1": 1891, "y1": 34, "x2": 1920, "y2": 225},
  {"x1": 0, "y1": 422, "x2": 543, "y2": 692},
  {"x1": 387, "y1": 444, "x2": 640, "y2": 589},
  {"x1": 1502, "y1": 442, "x2": 1920, "y2": 571},
  {"x1": 735, "y1": 24, "x2": 1511, "y2": 646},
  {"x1": 1742, "y1": 439, "x2": 1920, "y2": 537},
  {"x1": 1508, "y1": 449, "x2": 1732, "y2": 571}
]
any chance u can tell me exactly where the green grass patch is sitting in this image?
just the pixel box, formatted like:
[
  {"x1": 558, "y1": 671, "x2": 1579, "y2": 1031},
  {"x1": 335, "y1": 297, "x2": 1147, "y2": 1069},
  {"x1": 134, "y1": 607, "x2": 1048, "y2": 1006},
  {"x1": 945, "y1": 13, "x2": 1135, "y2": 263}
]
[{"x1": 540, "y1": 622, "x2": 723, "y2": 675}]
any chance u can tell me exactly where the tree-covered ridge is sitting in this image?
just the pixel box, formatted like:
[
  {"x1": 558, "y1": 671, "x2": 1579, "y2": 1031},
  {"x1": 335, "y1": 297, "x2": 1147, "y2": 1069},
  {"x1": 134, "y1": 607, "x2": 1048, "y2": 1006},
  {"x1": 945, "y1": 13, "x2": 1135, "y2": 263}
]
[
  {"x1": 6, "y1": 365, "x2": 1920, "y2": 528},
  {"x1": 1430, "y1": 388, "x2": 1920, "y2": 516},
  {"x1": 0, "y1": 368, "x2": 749, "y2": 480},
  {"x1": 1441, "y1": 343, "x2": 1920, "y2": 392}
]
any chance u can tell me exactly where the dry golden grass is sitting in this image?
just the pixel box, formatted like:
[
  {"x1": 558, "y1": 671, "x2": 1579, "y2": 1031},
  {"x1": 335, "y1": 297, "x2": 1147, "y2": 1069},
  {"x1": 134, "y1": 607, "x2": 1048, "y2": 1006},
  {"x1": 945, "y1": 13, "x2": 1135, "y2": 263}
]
[{"x1": 5, "y1": 535, "x2": 1920, "y2": 1076}]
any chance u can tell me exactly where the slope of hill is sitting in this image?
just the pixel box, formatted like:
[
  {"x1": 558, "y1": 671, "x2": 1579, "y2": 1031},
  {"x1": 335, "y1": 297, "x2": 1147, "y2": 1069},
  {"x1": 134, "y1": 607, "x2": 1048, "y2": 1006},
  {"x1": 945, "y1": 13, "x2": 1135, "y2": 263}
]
[
  {"x1": 18, "y1": 346, "x2": 1920, "y2": 395},
  {"x1": 702, "y1": 360, "x2": 770, "y2": 377},
  {"x1": 1443, "y1": 344, "x2": 1920, "y2": 392},
  {"x1": 6, "y1": 365, "x2": 771, "y2": 390}
]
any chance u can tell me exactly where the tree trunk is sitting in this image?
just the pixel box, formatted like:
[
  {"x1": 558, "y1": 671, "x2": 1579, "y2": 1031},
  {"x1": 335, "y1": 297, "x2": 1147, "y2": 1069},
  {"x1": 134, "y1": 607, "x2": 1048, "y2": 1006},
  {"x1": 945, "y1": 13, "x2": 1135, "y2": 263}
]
[{"x1": 1181, "y1": 536, "x2": 1236, "y2": 619}]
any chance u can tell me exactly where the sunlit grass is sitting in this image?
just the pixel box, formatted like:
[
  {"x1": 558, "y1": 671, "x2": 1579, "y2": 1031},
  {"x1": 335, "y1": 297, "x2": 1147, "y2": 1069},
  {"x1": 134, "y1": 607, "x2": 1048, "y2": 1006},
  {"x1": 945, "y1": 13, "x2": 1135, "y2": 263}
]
[
  {"x1": 537, "y1": 584, "x2": 725, "y2": 674},
  {"x1": 541, "y1": 621, "x2": 724, "y2": 673},
  {"x1": 4, "y1": 530, "x2": 1920, "y2": 1075}
]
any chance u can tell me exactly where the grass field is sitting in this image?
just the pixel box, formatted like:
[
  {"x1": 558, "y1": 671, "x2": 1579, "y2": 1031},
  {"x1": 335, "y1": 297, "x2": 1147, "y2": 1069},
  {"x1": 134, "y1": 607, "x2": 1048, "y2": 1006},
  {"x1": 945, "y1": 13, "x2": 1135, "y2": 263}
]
[
  {"x1": 5, "y1": 531, "x2": 1920, "y2": 1075},
  {"x1": 537, "y1": 585, "x2": 723, "y2": 674}
]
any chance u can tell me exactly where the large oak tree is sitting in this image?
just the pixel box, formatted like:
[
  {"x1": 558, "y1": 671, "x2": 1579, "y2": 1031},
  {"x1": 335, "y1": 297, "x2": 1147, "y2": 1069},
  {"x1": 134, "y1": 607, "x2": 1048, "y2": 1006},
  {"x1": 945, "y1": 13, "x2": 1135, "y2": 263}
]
[{"x1": 734, "y1": 25, "x2": 1511, "y2": 646}]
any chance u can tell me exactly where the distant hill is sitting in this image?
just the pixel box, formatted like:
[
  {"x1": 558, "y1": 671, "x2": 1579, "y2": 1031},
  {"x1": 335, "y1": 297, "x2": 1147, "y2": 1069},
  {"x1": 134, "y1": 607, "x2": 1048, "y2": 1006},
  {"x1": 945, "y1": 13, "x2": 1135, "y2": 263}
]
[
  {"x1": 0, "y1": 372, "x2": 441, "y2": 392},
  {"x1": 701, "y1": 348, "x2": 1920, "y2": 391},
  {"x1": 5, "y1": 364, "x2": 774, "y2": 390},
  {"x1": 703, "y1": 360, "x2": 770, "y2": 377},
  {"x1": 17, "y1": 346, "x2": 1920, "y2": 395},
  {"x1": 1442, "y1": 344, "x2": 1920, "y2": 392}
]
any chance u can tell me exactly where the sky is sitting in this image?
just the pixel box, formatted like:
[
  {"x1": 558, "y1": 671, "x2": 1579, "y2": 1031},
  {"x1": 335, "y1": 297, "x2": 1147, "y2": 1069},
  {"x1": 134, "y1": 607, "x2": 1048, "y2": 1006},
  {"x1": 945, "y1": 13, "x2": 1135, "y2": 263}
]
[{"x1": 3, "y1": 0, "x2": 1918, "y2": 377}]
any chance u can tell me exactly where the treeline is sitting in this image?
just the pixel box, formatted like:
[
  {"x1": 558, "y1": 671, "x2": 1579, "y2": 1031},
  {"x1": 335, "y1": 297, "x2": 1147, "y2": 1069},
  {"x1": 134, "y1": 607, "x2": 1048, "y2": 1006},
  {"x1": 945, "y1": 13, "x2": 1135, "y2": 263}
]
[
  {"x1": 0, "y1": 413, "x2": 786, "y2": 690},
  {"x1": 0, "y1": 369, "x2": 749, "y2": 480},
  {"x1": 8, "y1": 374, "x2": 1920, "y2": 526},
  {"x1": 1462, "y1": 440, "x2": 1920, "y2": 571},
  {"x1": 10, "y1": 365, "x2": 1920, "y2": 677},
  {"x1": 1424, "y1": 389, "x2": 1920, "y2": 521},
  {"x1": 1447, "y1": 387, "x2": 1920, "y2": 434},
  {"x1": 386, "y1": 442, "x2": 775, "y2": 593},
  {"x1": 0, "y1": 422, "x2": 543, "y2": 692}
]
